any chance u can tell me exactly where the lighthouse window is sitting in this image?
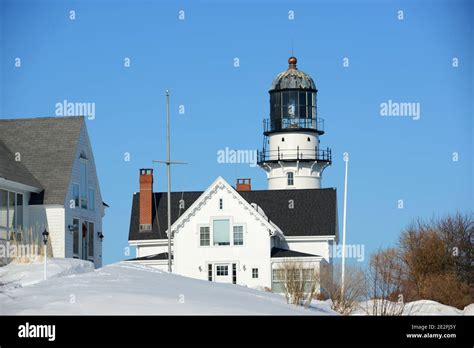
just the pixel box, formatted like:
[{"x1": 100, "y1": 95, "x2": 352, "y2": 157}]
[
  {"x1": 281, "y1": 137, "x2": 285, "y2": 142},
  {"x1": 282, "y1": 91, "x2": 297, "y2": 118},
  {"x1": 287, "y1": 172, "x2": 294, "y2": 186},
  {"x1": 307, "y1": 137, "x2": 311, "y2": 142},
  {"x1": 309, "y1": 93, "x2": 315, "y2": 118},
  {"x1": 270, "y1": 93, "x2": 281, "y2": 119},
  {"x1": 299, "y1": 92, "x2": 307, "y2": 118}
]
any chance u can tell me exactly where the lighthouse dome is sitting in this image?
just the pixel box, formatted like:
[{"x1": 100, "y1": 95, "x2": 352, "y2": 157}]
[{"x1": 270, "y1": 57, "x2": 316, "y2": 91}]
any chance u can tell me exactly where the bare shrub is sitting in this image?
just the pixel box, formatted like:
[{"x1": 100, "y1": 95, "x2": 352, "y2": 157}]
[
  {"x1": 367, "y1": 248, "x2": 405, "y2": 316},
  {"x1": 320, "y1": 263, "x2": 366, "y2": 315},
  {"x1": 277, "y1": 261, "x2": 319, "y2": 308}
]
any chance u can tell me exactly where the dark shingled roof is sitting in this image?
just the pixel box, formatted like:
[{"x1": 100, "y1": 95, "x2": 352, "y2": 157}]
[
  {"x1": 128, "y1": 187, "x2": 337, "y2": 241},
  {"x1": 126, "y1": 252, "x2": 172, "y2": 261},
  {"x1": 0, "y1": 116, "x2": 84, "y2": 205},
  {"x1": 0, "y1": 140, "x2": 42, "y2": 189},
  {"x1": 271, "y1": 247, "x2": 319, "y2": 258},
  {"x1": 129, "y1": 191, "x2": 203, "y2": 240}
]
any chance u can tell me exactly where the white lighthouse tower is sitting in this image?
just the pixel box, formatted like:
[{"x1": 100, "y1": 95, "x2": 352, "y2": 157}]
[{"x1": 258, "y1": 57, "x2": 331, "y2": 190}]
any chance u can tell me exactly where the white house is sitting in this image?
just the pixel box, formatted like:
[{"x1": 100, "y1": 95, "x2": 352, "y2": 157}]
[
  {"x1": 128, "y1": 57, "x2": 338, "y2": 292},
  {"x1": 0, "y1": 116, "x2": 106, "y2": 267}
]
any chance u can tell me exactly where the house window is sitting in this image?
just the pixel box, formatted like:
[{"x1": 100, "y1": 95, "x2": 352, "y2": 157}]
[
  {"x1": 200, "y1": 226, "x2": 210, "y2": 246},
  {"x1": 233, "y1": 225, "x2": 243, "y2": 246},
  {"x1": 14, "y1": 193, "x2": 23, "y2": 231},
  {"x1": 213, "y1": 219, "x2": 230, "y2": 246},
  {"x1": 252, "y1": 268, "x2": 259, "y2": 279},
  {"x1": 208, "y1": 264, "x2": 213, "y2": 281},
  {"x1": 88, "y1": 188, "x2": 95, "y2": 211},
  {"x1": 216, "y1": 265, "x2": 229, "y2": 276},
  {"x1": 272, "y1": 269, "x2": 285, "y2": 282},
  {"x1": 0, "y1": 190, "x2": 24, "y2": 240},
  {"x1": 8, "y1": 192, "x2": 14, "y2": 232},
  {"x1": 88, "y1": 222, "x2": 94, "y2": 259},
  {"x1": 72, "y1": 184, "x2": 79, "y2": 208},
  {"x1": 287, "y1": 172, "x2": 294, "y2": 186},
  {"x1": 219, "y1": 198, "x2": 223, "y2": 210},
  {"x1": 303, "y1": 269, "x2": 315, "y2": 281},
  {"x1": 80, "y1": 161, "x2": 88, "y2": 209},
  {"x1": 72, "y1": 218, "x2": 79, "y2": 257},
  {"x1": 0, "y1": 190, "x2": 7, "y2": 240},
  {"x1": 232, "y1": 263, "x2": 237, "y2": 284}
]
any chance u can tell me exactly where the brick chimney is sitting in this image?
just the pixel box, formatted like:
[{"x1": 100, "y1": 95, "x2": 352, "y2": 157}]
[
  {"x1": 139, "y1": 168, "x2": 153, "y2": 231},
  {"x1": 236, "y1": 178, "x2": 251, "y2": 191}
]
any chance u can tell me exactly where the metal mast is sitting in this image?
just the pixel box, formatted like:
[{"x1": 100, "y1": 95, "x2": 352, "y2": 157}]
[
  {"x1": 341, "y1": 152, "x2": 349, "y2": 297},
  {"x1": 152, "y1": 89, "x2": 186, "y2": 273}
]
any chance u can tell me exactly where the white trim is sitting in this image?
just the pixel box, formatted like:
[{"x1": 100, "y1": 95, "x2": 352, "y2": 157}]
[
  {"x1": 271, "y1": 256, "x2": 323, "y2": 262},
  {"x1": 126, "y1": 260, "x2": 170, "y2": 266},
  {"x1": 169, "y1": 176, "x2": 281, "y2": 238},
  {"x1": 129, "y1": 239, "x2": 172, "y2": 246},
  {"x1": 0, "y1": 178, "x2": 42, "y2": 193},
  {"x1": 284, "y1": 235, "x2": 336, "y2": 242},
  {"x1": 29, "y1": 204, "x2": 65, "y2": 209}
]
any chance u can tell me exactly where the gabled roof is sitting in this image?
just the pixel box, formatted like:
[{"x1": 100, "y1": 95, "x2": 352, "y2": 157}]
[
  {"x1": 129, "y1": 191, "x2": 203, "y2": 241},
  {"x1": 0, "y1": 116, "x2": 84, "y2": 205},
  {"x1": 0, "y1": 140, "x2": 42, "y2": 189},
  {"x1": 271, "y1": 247, "x2": 320, "y2": 258},
  {"x1": 128, "y1": 177, "x2": 337, "y2": 241}
]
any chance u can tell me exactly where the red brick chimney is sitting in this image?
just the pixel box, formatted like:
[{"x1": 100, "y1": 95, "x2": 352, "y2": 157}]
[
  {"x1": 236, "y1": 178, "x2": 251, "y2": 191},
  {"x1": 139, "y1": 168, "x2": 153, "y2": 231}
]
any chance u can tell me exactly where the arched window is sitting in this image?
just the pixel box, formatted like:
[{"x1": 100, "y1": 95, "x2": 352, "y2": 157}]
[{"x1": 287, "y1": 172, "x2": 294, "y2": 186}]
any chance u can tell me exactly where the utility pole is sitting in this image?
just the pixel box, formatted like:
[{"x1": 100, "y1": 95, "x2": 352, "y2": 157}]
[
  {"x1": 152, "y1": 90, "x2": 186, "y2": 273},
  {"x1": 341, "y1": 152, "x2": 349, "y2": 298}
]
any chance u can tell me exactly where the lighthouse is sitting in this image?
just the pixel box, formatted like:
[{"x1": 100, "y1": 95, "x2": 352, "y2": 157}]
[{"x1": 258, "y1": 57, "x2": 332, "y2": 190}]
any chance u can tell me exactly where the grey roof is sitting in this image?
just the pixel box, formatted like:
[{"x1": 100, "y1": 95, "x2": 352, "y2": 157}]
[
  {"x1": 270, "y1": 58, "x2": 316, "y2": 91},
  {"x1": 128, "y1": 187, "x2": 337, "y2": 241},
  {"x1": 0, "y1": 116, "x2": 84, "y2": 205},
  {"x1": 126, "y1": 252, "x2": 172, "y2": 261},
  {"x1": 0, "y1": 140, "x2": 42, "y2": 189},
  {"x1": 271, "y1": 247, "x2": 319, "y2": 258},
  {"x1": 270, "y1": 68, "x2": 316, "y2": 91}
]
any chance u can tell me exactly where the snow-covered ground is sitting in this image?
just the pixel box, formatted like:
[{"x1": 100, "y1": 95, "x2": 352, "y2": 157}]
[
  {"x1": 0, "y1": 259, "x2": 335, "y2": 315},
  {"x1": 1, "y1": 259, "x2": 471, "y2": 315},
  {"x1": 0, "y1": 258, "x2": 94, "y2": 289},
  {"x1": 352, "y1": 299, "x2": 473, "y2": 316}
]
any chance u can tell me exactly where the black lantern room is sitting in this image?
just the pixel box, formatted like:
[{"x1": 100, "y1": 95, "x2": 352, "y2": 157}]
[{"x1": 265, "y1": 57, "x2": 324, "y2": 135}]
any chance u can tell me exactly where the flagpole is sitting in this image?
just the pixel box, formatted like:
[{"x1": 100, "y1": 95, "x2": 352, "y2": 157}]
[
  {"x1": 341, "y1": 152, "x2": 349, "y2": 298},
  {"x1": 165, "y1": 90, "x2": 172, "y2": 273}
]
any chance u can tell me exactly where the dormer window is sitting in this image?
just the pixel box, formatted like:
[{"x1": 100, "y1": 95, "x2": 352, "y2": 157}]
[{"x1": 79, "y1": 150, "x2": 88, "y2": 160}]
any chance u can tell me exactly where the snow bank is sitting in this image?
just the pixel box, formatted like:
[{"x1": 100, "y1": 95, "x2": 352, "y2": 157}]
[
  {"x1": 353, "y1": 299, "x2": 469, "y2": 316},
  {"x1": 0, "y1": 258, "x2": 94, "y2": 289},
  {"x1": 462, "y1": 304, "x2": 474, "y2": 315},
  {"x1": 0, "y1": 260, "x2": 336, "y2": 315}
]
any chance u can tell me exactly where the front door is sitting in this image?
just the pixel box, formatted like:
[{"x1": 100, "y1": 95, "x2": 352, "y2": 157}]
[{"x1": 214, "y1": 264, "x2": 232, "y2": 284}]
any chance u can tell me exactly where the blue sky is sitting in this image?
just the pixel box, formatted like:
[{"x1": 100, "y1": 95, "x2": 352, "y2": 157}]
[{"x1": 1, "y1": 0, "x2": 472, "y2": 265}]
